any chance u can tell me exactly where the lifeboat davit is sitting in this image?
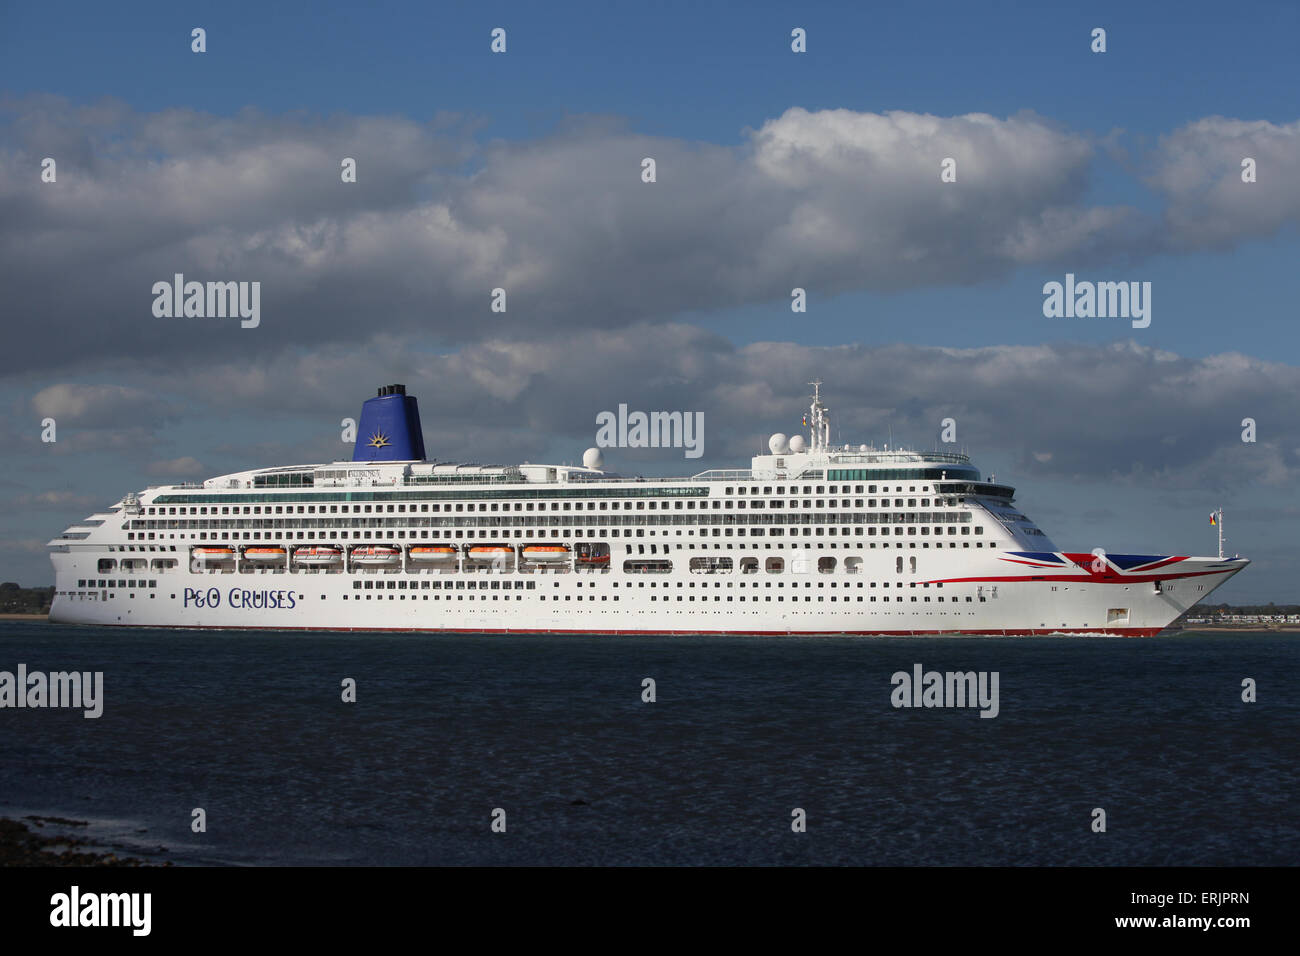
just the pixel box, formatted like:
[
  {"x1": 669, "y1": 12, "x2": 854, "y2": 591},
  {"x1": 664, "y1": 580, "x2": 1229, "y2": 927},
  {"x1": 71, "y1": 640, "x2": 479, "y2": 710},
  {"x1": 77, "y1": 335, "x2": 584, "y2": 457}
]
[
  {"x1": 243, "y1": 547, "x2": 287, "y2": 563},
  {"x1": 350, "y1": 545, "x2": 401, "y2": 566},
  {"x1": 192, "y1": 546, "x2": 235, "y2": 563},
  {"x1": 408, "y1": 546, "x2": 457, "y2": 563},
  {"x1": 522, "y1": 545, "x2": 569, "y2": 563},
  {"x1": 293, "y1": 546, "x2": 342, "y2": 566}
]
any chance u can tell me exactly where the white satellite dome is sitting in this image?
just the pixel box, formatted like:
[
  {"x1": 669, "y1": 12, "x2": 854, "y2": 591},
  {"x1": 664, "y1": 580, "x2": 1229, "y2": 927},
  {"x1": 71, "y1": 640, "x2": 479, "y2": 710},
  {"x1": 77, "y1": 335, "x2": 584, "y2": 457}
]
[
  {"x1": 768, "y1": 432, "x2": 789, "y2": 454},
  {"x1": 582, "y1": 447, "x2": 604, "y2": 470},
  {"x1": 788, "y1": 434, "x2": 807, "y2": 453}
]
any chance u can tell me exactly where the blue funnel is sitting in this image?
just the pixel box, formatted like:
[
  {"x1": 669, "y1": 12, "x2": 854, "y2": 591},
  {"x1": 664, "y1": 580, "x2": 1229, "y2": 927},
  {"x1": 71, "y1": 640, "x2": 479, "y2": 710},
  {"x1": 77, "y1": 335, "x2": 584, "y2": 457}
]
[{"x1": 352, "y1": 384, "x2": 427, "y2": 462}]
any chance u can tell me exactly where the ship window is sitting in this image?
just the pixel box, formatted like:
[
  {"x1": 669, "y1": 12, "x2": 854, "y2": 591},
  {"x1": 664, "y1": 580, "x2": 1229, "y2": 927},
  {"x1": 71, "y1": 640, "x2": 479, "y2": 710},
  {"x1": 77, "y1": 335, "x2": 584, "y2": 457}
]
[{"x1": 690, "y1": 556, "x2": 733, "y2": 573}]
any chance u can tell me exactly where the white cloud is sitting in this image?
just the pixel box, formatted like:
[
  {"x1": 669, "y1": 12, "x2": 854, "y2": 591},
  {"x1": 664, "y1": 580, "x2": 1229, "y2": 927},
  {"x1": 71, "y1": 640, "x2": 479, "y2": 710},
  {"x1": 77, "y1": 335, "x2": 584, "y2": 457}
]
[
  {"x1": 14, "y1": 100, "x2": 1296, "y2": 375},
  {"x1": 1147, "y1": 116, "x2": 1300, "y2": 248}
]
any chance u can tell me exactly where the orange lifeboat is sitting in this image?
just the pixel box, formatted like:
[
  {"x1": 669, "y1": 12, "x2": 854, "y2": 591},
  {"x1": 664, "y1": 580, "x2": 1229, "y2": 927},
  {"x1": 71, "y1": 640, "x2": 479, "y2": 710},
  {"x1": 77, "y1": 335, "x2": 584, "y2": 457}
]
[
  {"x1": 243, "y1": 546, "x2": 287, "y2": 563},
  {"x1": 522, "y1": 545, "x2": 569, "y2": 563},
  {"x1": 350, "y1": 545, "x2": 401, "y2": 566},
  {"x1": 408, "y1": 546, "x2": 457, "y2": 563},
  {"x1": 192, "y1": 546, "x2": 235, "y2": 563},
  {"x1": 467, "y1": 546, "x2": 513, "y2": 565},
  {"x1": 293, "y1": 546, "x2": 342, "y2": 566}
]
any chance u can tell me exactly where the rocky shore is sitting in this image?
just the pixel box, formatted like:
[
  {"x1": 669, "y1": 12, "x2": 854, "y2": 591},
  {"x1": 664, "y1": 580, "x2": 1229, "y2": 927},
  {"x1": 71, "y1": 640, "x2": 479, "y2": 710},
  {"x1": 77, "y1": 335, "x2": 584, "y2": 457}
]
[{"x1": 0, "y1": 816, "x2": 167, "y2": 867}]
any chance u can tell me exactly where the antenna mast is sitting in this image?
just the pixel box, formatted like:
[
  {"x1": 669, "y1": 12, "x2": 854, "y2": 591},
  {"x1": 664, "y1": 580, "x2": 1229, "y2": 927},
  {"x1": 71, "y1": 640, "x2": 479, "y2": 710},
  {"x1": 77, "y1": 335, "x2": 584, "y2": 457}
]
[{"x1": 807, "y1": 381, "x2": 829, "y2": 452}]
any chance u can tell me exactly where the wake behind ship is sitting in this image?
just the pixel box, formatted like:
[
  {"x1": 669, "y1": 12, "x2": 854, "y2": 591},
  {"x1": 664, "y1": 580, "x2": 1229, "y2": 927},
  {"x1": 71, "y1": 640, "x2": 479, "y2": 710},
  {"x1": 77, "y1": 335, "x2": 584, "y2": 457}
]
[{"x1": 48, "y1": 384, "x2": 1247, "y2": 635}]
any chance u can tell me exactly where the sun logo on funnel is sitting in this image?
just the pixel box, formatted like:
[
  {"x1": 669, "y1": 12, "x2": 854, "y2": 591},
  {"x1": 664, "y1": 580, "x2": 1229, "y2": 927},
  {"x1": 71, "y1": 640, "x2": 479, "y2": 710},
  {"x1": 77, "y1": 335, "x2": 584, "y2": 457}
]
[{"x1": 367, "y1": 431, "x2": 391, "y2": 448}]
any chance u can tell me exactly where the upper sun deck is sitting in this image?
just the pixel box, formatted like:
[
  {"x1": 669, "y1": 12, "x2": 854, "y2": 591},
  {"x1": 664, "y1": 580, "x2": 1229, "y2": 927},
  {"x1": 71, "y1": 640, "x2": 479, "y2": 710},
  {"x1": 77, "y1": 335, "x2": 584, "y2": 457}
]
[
  {"x1": 126, "y1": 442, "x2": 982, "y2": 505},
  {"x1": 125, "y1": 382, "x2": 982, "y2": 500}
]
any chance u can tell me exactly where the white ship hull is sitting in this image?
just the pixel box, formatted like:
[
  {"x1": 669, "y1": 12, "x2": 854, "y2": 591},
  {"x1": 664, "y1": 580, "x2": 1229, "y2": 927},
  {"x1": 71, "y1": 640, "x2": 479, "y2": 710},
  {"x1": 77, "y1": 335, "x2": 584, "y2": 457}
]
[{"x1": 48, "y1": 549, "x2": 1245, "y2": 637}]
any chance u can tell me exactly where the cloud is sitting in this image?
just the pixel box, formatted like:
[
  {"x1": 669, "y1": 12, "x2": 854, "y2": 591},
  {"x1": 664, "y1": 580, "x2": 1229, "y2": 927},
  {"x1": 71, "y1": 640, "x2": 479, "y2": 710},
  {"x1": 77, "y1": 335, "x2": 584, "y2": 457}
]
[
  {"x1": 146, "y1": 456, "x2": 205, "y2": 477},
  {"x1": 1146, "y1": 117, "x2": 1300, "y2": 249},
  {"x1": 29, "y1": 383, "x2": 168, "y2": 425},
  {"x1": 7, "y1": 99, "x2": 1294, "y2": 379},
  {"x1": 30, "y1": 331, "x2": 1293, "y2": 492},
  {"x1": 0, "y1": 537, "x2": 52, "y2": 557},
  {"x1": 12, "y1": 490, "x2": 99, "y2": 511},
  {"x1": 20, "y1": 384, "x2": 179, "y2": 456}
]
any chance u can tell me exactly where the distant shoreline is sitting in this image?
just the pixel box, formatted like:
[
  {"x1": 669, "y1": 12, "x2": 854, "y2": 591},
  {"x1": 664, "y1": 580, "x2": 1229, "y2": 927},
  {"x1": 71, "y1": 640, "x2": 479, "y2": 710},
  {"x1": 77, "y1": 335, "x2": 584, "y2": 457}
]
[
  {"x1": 1174, "y1": 625, "x2": 1300, "y2": 634},
  {"x1": 0, "y1": 613, "x2": 47, "y2": 621}
]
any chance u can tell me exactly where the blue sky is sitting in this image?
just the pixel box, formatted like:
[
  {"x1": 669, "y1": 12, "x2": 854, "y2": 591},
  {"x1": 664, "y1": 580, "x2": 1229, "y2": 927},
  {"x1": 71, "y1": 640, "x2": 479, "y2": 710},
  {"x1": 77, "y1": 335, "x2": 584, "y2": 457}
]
[
  {"x1": 5, "y1": 2, "x2": 1297, "y2": 134},
  {"x1": 1, "y1": 0, "x2": 1297, "y2": 602}
]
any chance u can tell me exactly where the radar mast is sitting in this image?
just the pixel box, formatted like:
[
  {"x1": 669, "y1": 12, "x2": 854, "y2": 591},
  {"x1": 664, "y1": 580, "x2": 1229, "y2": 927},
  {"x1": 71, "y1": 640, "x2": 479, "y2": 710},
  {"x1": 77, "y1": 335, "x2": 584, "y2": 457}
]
[{"x1": 807, "y1": 381, "x2": 830, "y2": 453}]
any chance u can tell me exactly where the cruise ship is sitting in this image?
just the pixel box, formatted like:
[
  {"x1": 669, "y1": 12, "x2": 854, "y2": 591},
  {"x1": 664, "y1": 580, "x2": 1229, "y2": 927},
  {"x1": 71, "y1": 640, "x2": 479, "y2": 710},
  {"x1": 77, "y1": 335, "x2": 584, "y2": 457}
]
[{"x1": 47, "y1": 384, "x2": 1248, "y2": 635}]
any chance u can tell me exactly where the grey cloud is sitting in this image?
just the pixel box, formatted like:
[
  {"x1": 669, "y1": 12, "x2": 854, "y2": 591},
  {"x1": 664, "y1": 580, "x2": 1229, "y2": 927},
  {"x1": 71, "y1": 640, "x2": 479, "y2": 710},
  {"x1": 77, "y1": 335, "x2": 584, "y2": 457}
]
[
  {"x1": 52, "y1": 330, "x2": 1300, "y2": 491},
  {"x1": 145, "y1": 456, "x2": 206, "y2": 477},
  {"x1": 1146, "y1": 117, "x2": 1300, "y2": 249},
  {"x1": 29, "y1": 383, "x2": 175, "y2": 427},
  {"x1": 10, "y1": 99, "x2": 1280, "y2": 377},
  {"x1": 12, "y1": 490, "x2": 99, "y2": 512}
]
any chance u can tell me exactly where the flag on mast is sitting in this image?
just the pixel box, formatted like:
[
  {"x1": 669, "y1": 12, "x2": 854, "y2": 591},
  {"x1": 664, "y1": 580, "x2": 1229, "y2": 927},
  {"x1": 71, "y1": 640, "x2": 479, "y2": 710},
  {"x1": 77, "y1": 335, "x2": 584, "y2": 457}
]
[{"x1": 1209, "y1": 512, "x2": 1217, "y2": 526}]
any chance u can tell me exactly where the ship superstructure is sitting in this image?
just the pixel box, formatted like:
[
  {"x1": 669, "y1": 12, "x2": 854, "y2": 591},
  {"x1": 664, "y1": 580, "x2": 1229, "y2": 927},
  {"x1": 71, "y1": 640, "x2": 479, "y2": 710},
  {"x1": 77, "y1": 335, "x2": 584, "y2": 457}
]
[{"x1": 48, "y1": 384, "x2": 1247, "y2": 635}]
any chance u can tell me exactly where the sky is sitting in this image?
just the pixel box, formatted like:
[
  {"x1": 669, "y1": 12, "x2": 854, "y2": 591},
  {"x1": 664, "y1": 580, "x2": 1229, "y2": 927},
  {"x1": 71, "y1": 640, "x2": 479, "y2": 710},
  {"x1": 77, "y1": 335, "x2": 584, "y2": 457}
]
[{"x1": 0, "y1": 0, "x2": 1297, "y2": 603}]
